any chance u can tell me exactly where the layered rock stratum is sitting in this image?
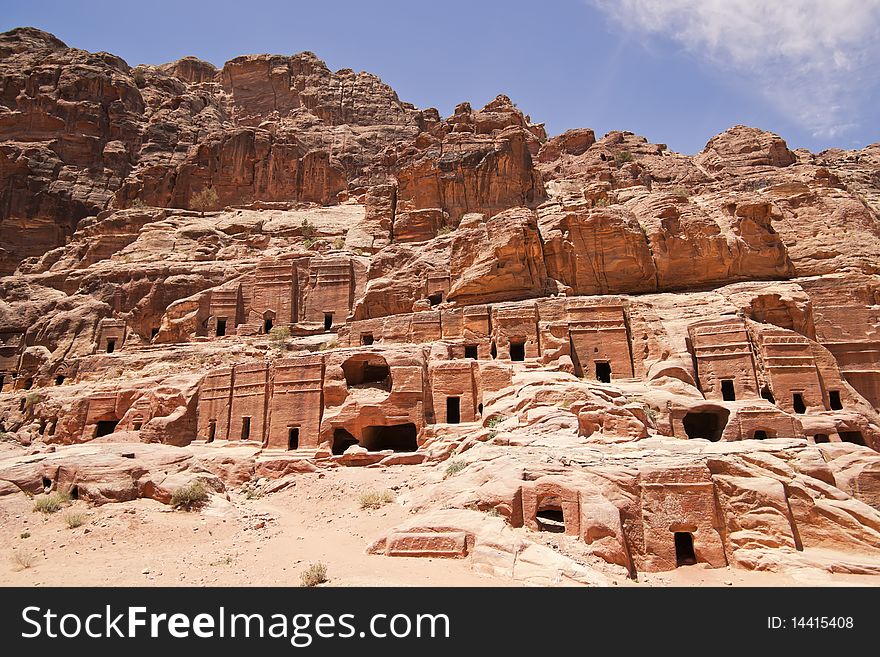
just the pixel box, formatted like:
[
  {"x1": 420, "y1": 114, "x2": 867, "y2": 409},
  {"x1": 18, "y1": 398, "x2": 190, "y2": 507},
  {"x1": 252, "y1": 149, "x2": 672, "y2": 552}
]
[{"x1": 2, "y1": 27, "x2": 880, "y2": 585}]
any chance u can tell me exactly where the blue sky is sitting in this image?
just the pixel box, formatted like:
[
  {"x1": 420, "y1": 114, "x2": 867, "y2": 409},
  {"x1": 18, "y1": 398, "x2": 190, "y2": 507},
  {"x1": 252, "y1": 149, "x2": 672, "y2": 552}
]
[{"x1": 2, "y1": 0, "x2": 878, "y2": 154}]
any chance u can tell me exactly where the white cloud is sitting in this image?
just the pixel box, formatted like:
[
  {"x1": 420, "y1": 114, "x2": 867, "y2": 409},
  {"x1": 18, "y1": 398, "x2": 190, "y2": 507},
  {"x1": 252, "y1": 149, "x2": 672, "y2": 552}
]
[{"x1": 590, "y1": 0, "x2": 880, "y2": 138}]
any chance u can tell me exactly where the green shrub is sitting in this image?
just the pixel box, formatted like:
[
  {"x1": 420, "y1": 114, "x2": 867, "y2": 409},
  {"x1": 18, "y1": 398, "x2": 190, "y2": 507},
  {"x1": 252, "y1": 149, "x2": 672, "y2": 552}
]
[
  {"x1": 268, "y1": 325, "x2": 290, "y2": 350},
  {"x1": 436, "y1": 225, "x2": 454, "y2": 236},
  {"x1": 300, "y1": 218, "x2": 316, "y2": 238},
  {"x1": 170, "y1": 481, "x2": 210, "y2": 510},
  {"x1": 320, "y1": 338, "x2": 339, "y2": 351},
  {"x1": 190, "y1": 188, "x2": 219, "y2": 216},
  {"x1": 333, "y1": 237, "x2": 346, "y2": 250},
  {"x1": 303, "y1": 237, "x2": 318, "y2": 249},
  {"x1": 130, "y1": 197, "x2": 146, "y2": 209},
  {"x1": 63, "y1": 511, "x2": 87, "y2": 529},
  {"x1": 486, "y1": 416, "x2": 503, "y2": 429},
  {"x1": 24, "y1": 392, "x2": 42, "y2": 411},
  {"x1": 300, "y1": 562, "x2": 327, "y2": 587},
  {"x1": 614, "y1": 150, "x2": 633, "y2": 168},
  {"x1": 33, "y1": 492, "x2": 70, "y2": 514},
  {"x1": 358, "y1": 489, "x2": 395, "y2": 510},
  {"x1": 19, "y1": 532, "x2": 30, "y2": 539},
  {"x1": 443, "y1": 460, "x2": 467, "y2": 479}
]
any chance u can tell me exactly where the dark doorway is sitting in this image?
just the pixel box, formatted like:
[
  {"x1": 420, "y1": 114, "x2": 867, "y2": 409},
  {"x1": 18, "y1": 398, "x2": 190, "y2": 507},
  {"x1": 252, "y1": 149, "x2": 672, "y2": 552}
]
[
  {"x1": 132, "y1": 421, "x2": 143, "y2": 431},
  {"x1": 106, "y1": 339, "x2": 115, "y2": 354},
  {"x1": 839, "y1": 431, "x2": 865, "y2": 446},
  {"x1": 216, "y1": 319, "x2": 227, "y2": 337},
  {"x1": 510, "y1": 341, "x2": 525, "y2": 362},
  {"x1": 536, "y1": 506, "x2": 566, "y2": 533},
  {"x1": 595, "y1": 361, "x2": 612, "y2": 383},
  {"x1": 427, "y1": 292, "x2": 443, "y2": 306},
  {"x1": 361, "y1": 423, "x2": 418, "y2": 452},
  {"x1": 95, "y1": 420, "x2": 119, "y2": 437},
  {"x1": 288, "y1": 427, "x2": 299, "y2": 451},
  {"x1": 674, "y1": 532, "x2": 697, "y2": 566},
  {"x1": 721, "y1": 379, "x2": 736, "y2": 401},
  {"x1": 41, "y1": 476, "x2": 52, "y2": 490},
  {"x1": 0, "y1": 374, "x2": 4, "y2": 389},
  {"x1": 264, "y1": 318, "x2": 273, "y2": 333},
  {"x1": 813, "y1": 433, "x2": 829, "y2": 444},
  {"x1": 68, "y1": 485, "x2": 79, "y2": 500},
  {"x1": 753, "y1": 430, "x2": 768, "y2": 440},
  {"x1": 829, "y1": 390, "x2": 843, "y2": 410},
  {"x1": 793, "y1": 393, "x2": 806, "y2": 414},
  {"x1": 324, "y1": 313, "x2": 333, "y2": 331},
  {"x1": 332, "y1": 428, "x2": 359, "y2": 455},
  {"x1": 360, "y1": 333, "x2": 374, "y2": 346},
  {"x1": 207, "y1": 420, "x2": 216, "y2": 443},
  {"x1": 240, "y1": 417, "x2": 251, "y2": 441},
  {"x1": 55, "y1": 375, "x2": 65, "y2": 386},
  {"x1": 464, "y1": 344, "x2": 478, "y2": 359},
  {"x1": 682, "y1": 408, "x2": 729, "y2": 441},
  {"x1": 761, "y1": 386, "x2": 776, "y2": 404},
  {"x1": 151, "y1": 328, "x2": 160, "y2": 339},
  {"x1": 490, "y1": 341, "x2": 498, "y2": 359},
  {"x1": 446, "y1": 397, "x2": 461, "y2": 424}
]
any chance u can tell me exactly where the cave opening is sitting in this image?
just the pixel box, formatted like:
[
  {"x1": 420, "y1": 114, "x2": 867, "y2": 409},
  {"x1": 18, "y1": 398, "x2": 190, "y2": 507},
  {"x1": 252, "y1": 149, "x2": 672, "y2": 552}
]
[
  {"x1": 813, "y1": 433, "x2": 829, "y2": 444},
  {"x1": 753, "y1": 430, "x2": 769, "y2": 440},
  {"x1": 839, "y1": 431, "x2": 865, "y2": 446},
  {"x1": 464, "y1": 344, "x2": 478, "y2": 359},
  {"x1": 95, "y1": 420, "x2": 119, "y2": 437},
  {"x1": 106, "y1": 339, "x2": 115, "y2": 354},
  {"x1": 761, "y1": 386, "x2": 776, "y2": 404},
  {"x1": 793, "y1": 393, "x2": 806, "y2": 414},
  {"x1": 682, "y1": 408, "x2": 729, "y2": 441},
  {"x1": 332, "y1": 428, "x2": 359, "y2": 455},
  {"x1": 216, "y1": 319, "x2": 227, "y2": 337},
  {"x1": 595, "y1": 361, "x2": 612, "y2": 383},
  {"x1": 342, "y1": 355, "x2": 391, "y2": 390},
  {"x1": 536, "y1": 502, "x2": 566, "y2": 533},
  {"x1": 361, "y1": 423, "x2": 418, "y2": 452}
]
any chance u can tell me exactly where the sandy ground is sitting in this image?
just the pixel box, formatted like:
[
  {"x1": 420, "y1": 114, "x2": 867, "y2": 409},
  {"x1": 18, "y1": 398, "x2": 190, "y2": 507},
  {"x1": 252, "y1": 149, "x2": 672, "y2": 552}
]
[{"x1": 1, "y1": 465, "x2": 878, "y2": 588}]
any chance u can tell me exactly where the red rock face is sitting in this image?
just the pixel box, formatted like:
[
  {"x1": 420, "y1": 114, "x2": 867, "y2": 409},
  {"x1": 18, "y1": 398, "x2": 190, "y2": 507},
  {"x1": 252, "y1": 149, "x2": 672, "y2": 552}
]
[{"x1": 2, "y1": 28, "x2": 880, "y2": 582}]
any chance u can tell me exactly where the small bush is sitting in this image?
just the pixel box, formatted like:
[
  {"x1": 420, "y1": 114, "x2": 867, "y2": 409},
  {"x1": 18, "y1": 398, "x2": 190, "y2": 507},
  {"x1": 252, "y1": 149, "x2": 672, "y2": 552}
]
[
  {"x1": 170, "y1": 480, "x2": 210, "y2": 510},
  {"x1": 444, "y1": 460, "x2": 467, "y2": 479},
  {"x1": 436, "y1": 225, "x2": 454, "y2": 236},
  {"x1": 33, "y1": 492, "x2": 70, "y2": 514},
  {"x1": 190, "y1": 187, "x2": 219, "y2": 216},
  {"x1": 63, "y1": 511, "x2": 87, "y2": 529},
  {"x1": 358, "y1": 489, "x2": 394, "y2": 510},
  {"x1": 668, "y1": 186, "x2": 689, "y2": 199},
  {"x1": 614, "y1": 150, "x2": 634, "y2": 168},
  {"x1": 24, "y1": 392, "x2": 42, "y2": 411},
  {"x1": 486, "y1": 416, "x2": 503, "y2": 429},
  {"x1": 11, "y1": 550, "x2": 37, "y2": 571},
  {"x1": 300, "y1": 562, "x2": 327, "y2": 587},
  {"x1": 320, "y1": 338, "x2": 339, "y2": 351},
  {"x1": 20, "y1": 532, "x2": 30, "y2": 539},
  {"x1": 130, "y1": 197, "x2": 146, "y2": 209},
  {"x1": 593, "y1": 196, "x2": 611, "y2": 207},
  {"x1": 300, "y1": 218, "x2": 316, "y2": 238},
  {"x1": 268, "y1": 325, "x2": 291, "y2": 350},
  {"x1": 333, "y1": 237, "x2": 346, "y2": 250},
  {"x1": 302, "y1": 237, "x2": 318, "y2": 249},
  {"x1": 0, "y1": 431, "x2": 12, "y2": 442}
]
